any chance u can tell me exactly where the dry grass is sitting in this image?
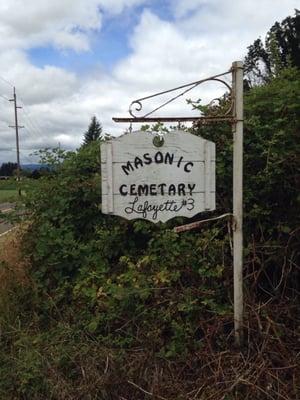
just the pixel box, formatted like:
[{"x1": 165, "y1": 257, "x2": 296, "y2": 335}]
[
  {"x1": 0, "y1": 229, "x2": 298, "y2": 399},
  {"x1": 21, "y1": 301, "x2": 298, "y2": 400},
  {"x1": 0, "y1": 228, "x2": 29, "y2": 291}
]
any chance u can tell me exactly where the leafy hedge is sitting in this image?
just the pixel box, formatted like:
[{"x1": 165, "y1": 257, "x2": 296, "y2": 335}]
[{"x1": 0, "y1": 68, "x2": 299, "y2": 399}]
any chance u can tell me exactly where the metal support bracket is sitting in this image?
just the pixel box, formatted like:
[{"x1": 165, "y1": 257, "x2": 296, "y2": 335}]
[{"x1": 113, "y1": 70, "x2": 235, "y2": 124}]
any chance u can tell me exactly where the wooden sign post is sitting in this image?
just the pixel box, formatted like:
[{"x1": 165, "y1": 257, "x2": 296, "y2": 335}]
[
  {"x1": 108, "y1": 61, "x2": 244, "y2": 346},
  {"x1": 232, "y1": 61, "x2": 244, "y2": 345},
  {"x1": 101, "y1": 130, "x2": 215, "y2": 223}
]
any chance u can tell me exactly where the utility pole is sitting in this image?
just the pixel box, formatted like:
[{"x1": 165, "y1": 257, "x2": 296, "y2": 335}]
[{"x1": 9, "y1": 87, "x2": 24, "y2": 183}]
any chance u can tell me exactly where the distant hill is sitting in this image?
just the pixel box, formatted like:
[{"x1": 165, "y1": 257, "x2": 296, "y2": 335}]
[{"x1": 21, "y1": 164, "x2": 49, "y2": 171}]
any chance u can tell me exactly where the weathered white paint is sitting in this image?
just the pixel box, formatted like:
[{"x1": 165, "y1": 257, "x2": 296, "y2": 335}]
[
  {"x1": 101, "y1": 130, "x2": 215, "y2": 223},
  {"x1": 232, "y1": 61, "x2": 244, "y2": 346}
]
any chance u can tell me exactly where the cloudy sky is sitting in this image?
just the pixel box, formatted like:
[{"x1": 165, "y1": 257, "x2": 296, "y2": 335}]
[{"x1": 0, "y1": 0, "x2": 298, "y2": 164}]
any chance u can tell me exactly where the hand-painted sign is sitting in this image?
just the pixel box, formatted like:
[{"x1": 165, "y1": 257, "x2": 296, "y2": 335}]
[{"x1": 101, "y1": 130, "x2": 215, "y2": 223}]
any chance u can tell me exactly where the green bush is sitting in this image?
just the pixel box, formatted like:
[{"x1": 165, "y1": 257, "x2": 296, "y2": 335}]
[
  {"x1": 21, "y1": 68, "x2": 300, "y2": 341},
  {"x1": 0, "y1": 68, "x2": 299, "y2": 399}
]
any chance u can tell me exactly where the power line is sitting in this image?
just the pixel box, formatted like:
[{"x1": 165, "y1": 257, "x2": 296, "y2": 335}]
[
  {"x1": 8, "y1": 87, "x2": 23, "y2": 181},
  {"x1": 0, "y1": 93, "x2": 10, "y2": 102},
  {"x1": 11, "y1": 104, "x2": 42, "y2": 142},
  {"x1": 19, "y1": 150, "x2": 38, "y2": 164},
  {"x1": 17, "y1": 98, "x2": 47, "y2": 146},
  {"x1": 0, "y1": 79, "x2": 42, "y2": 138},
  {"x1": 2, "y1": 83, "x2": 73, "y2": 165},
  {"x1": 21, "y1": 109, "x2": 43, "y2": 139},
  {"x1": 3, "y1": 84, "x2": 64, "y2": 150},
  {"x1": 21, "y1": 151, "x2": 32, "y2": 163},
  {"x1": 0, "y1": 75, "x2": 13, "y2": 88},
  {"x1": 0, "y1": 82, "x2": 44, "y2": 168},
  {"x1": 19, "y1": 98, "x2": 44, "y2": 135},
  {"x1": 23, "y1": 127, "x2": 40, "y2": 143}
]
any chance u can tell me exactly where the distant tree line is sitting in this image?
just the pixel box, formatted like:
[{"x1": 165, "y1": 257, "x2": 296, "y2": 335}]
[{"x1": 0, "y1": 162, "x2": 18, "y2": 176}]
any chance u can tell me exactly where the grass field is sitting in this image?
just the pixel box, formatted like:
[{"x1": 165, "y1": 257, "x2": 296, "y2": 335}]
[
  {"x1": 0, "y1": 179, "x2": 17, "y2": 190},
  {"x1": 0, "y1": 189, "x2": 18, "y2": 203},
  {"x1": 0, "y1": 178, "x2": 24, "y2": 202}
]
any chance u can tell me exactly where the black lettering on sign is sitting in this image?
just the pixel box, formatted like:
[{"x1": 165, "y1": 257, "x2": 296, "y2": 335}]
[
  {"x1": 177, "y1": 156, "x2": 183, "y2": 168},
  {"x1": 138, "y1": 185, "x2": 149, "y2": 196},
  {"x1": 130, "y1": 184, "x2": 137, "y2": 195},
  {"x1": 134, "y1": 156, "x2": 143, "y2": 169},
  {"x1": 188, "y1": 183, "x2": 195, "y2": 195},
  {"x1": 122, "y1": 161, "x2": 134, "y2": 175},
  {"x1": 186, "y1": 198, "x2": 195, "y2": 210},
  {"x1": 177, "y1": 183, "x2": 186, "y2": 196},
  {"x1": 143, "y1": 153, "x2": 152, "y2": 165},
  {"x1": 154, "y1": 151, "x2": 164, "y2": 163},
  {"x1": 119, "y1": 184, "x2": 127, "y2": 196},
  {"x1": 150, "y1": 184, "x2": 157, "y2": 195},
  {"x1": 168, "y1": 184, "x2": 176, "y2": 196},
  {"x1": 157, "y1": 183, "x2": 167, "y2": 195},
  {"x1": 184, "y1": 162, "x2": 193, "y2": 173},
  {"x1": 165, "y1": 152, "x2": 174, "y2": 164},
  {"x1": 121, "y1": 152, "x2": 195, "y2": 175},
  {"x1": 125, "y1": 197, "x2": 195, "y2": 220},
  {"x1": 118, "y1": 183, "x2": 197, "y2": 197}
]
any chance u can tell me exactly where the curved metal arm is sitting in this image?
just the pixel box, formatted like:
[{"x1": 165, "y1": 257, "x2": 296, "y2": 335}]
[{"x1": 128, "y1": 70, "x2": 233, "y2": 120}]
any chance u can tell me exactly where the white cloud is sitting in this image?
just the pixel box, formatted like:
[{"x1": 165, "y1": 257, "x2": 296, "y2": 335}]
[
  {"x1": 0, "y1": 0, "x2": 298, "y2": 163},
  {"x1": 52, "y1": 30, "x2": 91, "y2": 52},
  {"x1": 99, "y1": 0, "x2": 148, "y2": 14},
  {"x1": 0, "y1": 0, "x2": 100, "y2": 51},
  {"x1": 0, "y1": 0, "x2": 146, "y2": 52},
  {"x1": 115, "y1": 11, "x2": 207, "y2": 88},
  {"x1": 174, "y1": 0, "x2": 299, "y2": 37}
]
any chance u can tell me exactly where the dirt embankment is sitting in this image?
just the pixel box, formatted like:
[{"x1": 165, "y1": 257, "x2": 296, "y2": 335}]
[{"x1": 0, "y1": 230, "x2": 29, "y2": 291}]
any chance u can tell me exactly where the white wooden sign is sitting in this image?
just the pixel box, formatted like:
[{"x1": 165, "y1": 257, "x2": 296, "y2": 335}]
[{"x1": 101, "y1": 130, "x2": 215, "y2": 223}]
